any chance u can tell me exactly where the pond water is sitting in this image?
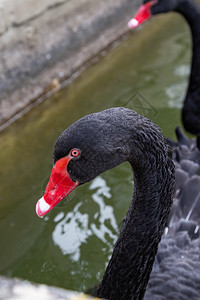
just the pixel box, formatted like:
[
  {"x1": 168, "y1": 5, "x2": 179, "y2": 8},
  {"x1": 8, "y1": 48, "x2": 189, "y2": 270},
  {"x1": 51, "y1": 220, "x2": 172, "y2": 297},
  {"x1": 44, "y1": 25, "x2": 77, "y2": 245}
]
[{"x1": 0, "y1": 12, "x2": 191, "y2": 293}]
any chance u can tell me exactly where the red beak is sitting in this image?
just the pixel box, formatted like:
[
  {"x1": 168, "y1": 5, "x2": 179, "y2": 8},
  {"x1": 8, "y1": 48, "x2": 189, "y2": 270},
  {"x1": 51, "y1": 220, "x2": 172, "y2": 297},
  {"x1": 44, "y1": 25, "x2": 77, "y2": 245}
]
[
  {"x1": 36, "y1": 156, "x2": 78, "y2": 218},
  {"x1": 128, "y1": 1, "x2": 157, "y2": 29}
]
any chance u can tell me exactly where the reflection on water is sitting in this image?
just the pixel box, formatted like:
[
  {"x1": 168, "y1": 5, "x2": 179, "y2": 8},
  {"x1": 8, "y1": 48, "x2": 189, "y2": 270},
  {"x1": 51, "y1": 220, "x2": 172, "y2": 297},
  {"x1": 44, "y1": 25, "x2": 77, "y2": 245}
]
[
  {"x1": 166, "y1": 82, "x2": 187, "y2": 108},
  {"x1": 89, "y1": 176, "x2": 118, "y2": 249},
  {"x1": 174, "y1": 64, "x2": 190, "y2": 77},
  {"x1": 166, "y1": 64, "x2": 190, "y2": 108},
  {"x1": 52, "y1": 176, "x2": 118, "y2": 262},
  {"x1": 53, "y1": 203, "x2": 92, "y2": 262}
]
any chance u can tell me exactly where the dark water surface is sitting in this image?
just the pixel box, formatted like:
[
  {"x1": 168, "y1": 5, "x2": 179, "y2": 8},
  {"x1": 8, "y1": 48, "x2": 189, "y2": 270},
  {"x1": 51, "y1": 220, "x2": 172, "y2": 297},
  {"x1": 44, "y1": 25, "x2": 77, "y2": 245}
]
[{"x1": 0, "y1": 13, "x2": 191, "y2": 292}]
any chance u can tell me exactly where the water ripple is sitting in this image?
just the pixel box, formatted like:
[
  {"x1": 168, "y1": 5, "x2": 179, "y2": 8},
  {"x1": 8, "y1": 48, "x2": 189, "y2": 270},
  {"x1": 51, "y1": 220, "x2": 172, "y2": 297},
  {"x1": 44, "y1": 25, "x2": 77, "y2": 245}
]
[{"x1": 52, "y1": 176, "x2": 118, "y2": 262}]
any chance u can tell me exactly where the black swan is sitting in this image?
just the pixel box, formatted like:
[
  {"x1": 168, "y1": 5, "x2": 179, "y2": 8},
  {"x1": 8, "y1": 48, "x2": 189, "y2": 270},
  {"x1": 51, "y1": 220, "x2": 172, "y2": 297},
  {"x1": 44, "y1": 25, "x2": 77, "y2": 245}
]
[
  {"x1": 36, "y1": 108, "x2": 200, "y2": 299},
  {"x1": 128, "y1": 0, "x2": 200, "y2": 136}
]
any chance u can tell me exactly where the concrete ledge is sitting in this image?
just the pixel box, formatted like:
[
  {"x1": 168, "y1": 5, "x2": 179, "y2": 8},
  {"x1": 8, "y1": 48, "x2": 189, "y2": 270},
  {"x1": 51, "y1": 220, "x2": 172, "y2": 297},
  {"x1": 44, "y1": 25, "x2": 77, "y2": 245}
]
[
  {"x1": 0, "y1": 275, "x2": 101, "y2": 300},
  {"x1": 0, "y1": 0, "x2": 141, "y2": 128},
  {"x1": 0, "y1": 0, "x2": 67, "y2": 33}
]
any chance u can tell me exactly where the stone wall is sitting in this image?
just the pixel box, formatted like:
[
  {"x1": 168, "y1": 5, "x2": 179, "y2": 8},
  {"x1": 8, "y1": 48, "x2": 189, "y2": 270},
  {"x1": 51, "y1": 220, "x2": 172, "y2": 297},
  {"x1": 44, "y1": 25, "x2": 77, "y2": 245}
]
[{"x1": 0, "y1": 0, "x2": 141, "y2": 129}]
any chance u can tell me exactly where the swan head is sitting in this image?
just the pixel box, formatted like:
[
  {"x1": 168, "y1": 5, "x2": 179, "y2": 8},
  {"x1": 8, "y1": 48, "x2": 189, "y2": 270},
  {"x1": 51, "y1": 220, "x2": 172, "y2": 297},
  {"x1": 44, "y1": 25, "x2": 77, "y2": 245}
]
[
  {"x1": 128, "y1": 0, "x2": 178, "y2": 29},
  {"x1": 36, "y1": 107, "x2": 167, "y2": 217},
  {"x1": 36, "y1": 107, "x2": 169, "y2": 218},
  {"x1": 36, "y1": 108, "x2": 136, "y2": 217}
]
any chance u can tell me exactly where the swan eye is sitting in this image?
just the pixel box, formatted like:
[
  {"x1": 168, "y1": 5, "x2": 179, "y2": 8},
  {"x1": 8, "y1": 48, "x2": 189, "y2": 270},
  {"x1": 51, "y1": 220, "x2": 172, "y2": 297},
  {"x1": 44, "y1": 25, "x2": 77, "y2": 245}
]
[{"x1": 70, "y1": 148, "x2": 80, "y2": 158}]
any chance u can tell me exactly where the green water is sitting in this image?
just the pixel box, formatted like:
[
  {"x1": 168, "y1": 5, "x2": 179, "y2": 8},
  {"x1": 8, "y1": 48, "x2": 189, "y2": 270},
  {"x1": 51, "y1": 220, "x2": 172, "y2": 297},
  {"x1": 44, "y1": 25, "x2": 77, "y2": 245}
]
[{"x1": 0, "y1": 13, "x2": 191, "y2": 292}]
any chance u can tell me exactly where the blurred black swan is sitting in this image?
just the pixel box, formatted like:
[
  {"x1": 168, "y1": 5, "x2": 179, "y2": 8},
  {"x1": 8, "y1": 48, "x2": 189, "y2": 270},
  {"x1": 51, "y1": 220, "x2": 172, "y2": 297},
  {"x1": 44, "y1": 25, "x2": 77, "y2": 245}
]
[{"x1": 129, "y1": 0, "x2": 200, "y2": 136}]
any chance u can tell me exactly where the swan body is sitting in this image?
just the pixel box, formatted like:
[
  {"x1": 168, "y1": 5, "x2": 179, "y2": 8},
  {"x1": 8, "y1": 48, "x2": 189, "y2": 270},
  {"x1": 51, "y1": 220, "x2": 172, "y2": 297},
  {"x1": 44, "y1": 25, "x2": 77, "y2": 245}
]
[
  {"x1": 145, "y1": 130, "x2": 200, "y2": 300},
  {"x1": 145, "y1": 231, "x2": 200, "y2": 299}
]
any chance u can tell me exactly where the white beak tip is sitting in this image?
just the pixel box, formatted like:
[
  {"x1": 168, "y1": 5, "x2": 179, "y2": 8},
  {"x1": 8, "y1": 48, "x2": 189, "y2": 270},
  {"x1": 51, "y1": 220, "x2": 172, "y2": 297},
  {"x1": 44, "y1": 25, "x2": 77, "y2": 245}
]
[
  {"x1": 36, "y1": 197, "x2": 50, "y2": 218},
  {"x1": 128, "y1": 18, "x2": 139, "y2": 29}
]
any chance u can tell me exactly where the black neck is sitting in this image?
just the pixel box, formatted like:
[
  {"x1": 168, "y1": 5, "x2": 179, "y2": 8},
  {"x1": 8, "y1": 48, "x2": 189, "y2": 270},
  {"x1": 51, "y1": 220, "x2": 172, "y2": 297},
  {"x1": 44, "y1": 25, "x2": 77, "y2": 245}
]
[
  {"x1": 176, "y1": 0, "x2": 200, "y2": 25},
  {"x1": 176, "y1": 0, "x2": 200, "y2": 134},
  {"x1": 96, "y1": 145, "x2": 175, "y2": 300}
]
